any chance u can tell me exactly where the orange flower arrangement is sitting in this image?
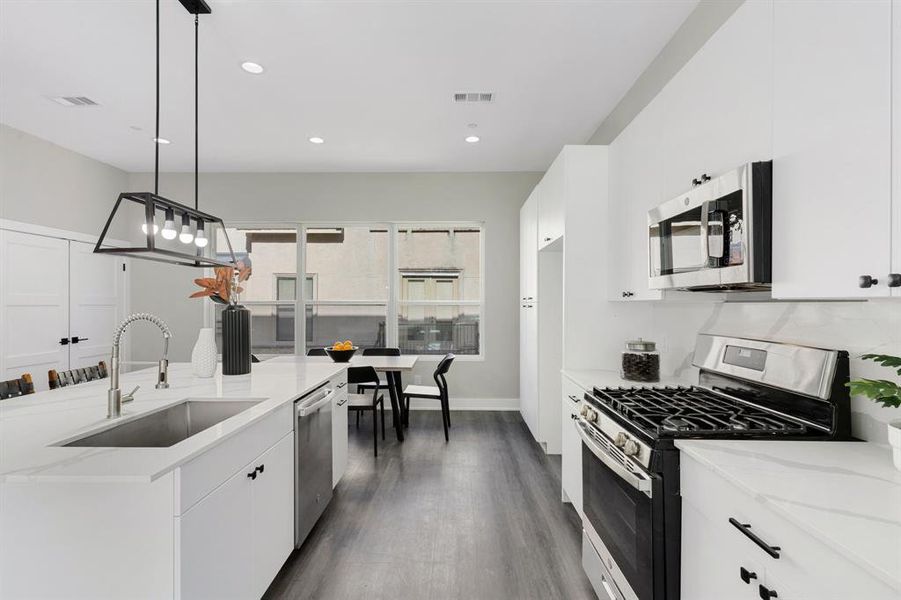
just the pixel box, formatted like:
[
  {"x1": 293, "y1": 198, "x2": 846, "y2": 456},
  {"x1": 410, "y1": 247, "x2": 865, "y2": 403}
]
[{"x1": 190, "y1": 261, "x2": 251, "y2": 305}]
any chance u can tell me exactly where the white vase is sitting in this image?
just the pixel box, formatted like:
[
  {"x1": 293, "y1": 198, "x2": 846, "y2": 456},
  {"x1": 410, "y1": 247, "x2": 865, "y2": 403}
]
[
  {"x1": 888, "y1": 420, "x2": 901, "y2": 472},
  {"x1": 191, "y1": 328, "x2": 218, "y2": 378}
]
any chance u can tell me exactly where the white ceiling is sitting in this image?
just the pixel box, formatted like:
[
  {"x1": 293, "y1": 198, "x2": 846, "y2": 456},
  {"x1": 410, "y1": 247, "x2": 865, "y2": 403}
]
[{"x1": 0, "y1": 0, "x2": 696, "y2": 173}]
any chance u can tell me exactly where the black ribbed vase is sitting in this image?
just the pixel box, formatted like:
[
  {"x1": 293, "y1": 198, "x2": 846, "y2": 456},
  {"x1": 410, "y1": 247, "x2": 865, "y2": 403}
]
[{"x1": 222, "y1": 304, "x2": 251, "y2": 375}]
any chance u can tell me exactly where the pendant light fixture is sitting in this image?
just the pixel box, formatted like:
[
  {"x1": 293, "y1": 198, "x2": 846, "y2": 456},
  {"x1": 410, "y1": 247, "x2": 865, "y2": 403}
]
[{"x1": 94, "y1": 0, "x2": 237, "y2": 268}]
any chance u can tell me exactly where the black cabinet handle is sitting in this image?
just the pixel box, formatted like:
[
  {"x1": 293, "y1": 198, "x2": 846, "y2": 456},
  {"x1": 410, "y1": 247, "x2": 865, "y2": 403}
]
[
  {"x1": 740, "y1": 567, "x2": 757, "y2": 584},
  {"x1": 336, "y1": 382, "x2": 347, "y2": 389},
  {"x1": 247, "y1": 470, "x2": 257, "y2": 480},
  {"x1": 701, "y1": 173, "x2": 712, "y2": 182},
  {"x1": 622, "y1": 291, "x2": 634, "y2": 298},
  {"x1": 729, "y1": 518, "x2": 781, "y2": 559},
  {"x1": 758, "y1": 584, "x2": 778, "y2": 599},
  {"x1": 692, "y1": 178, "x2": 702, "y2": 187},
  {"x1": 71, "y1": 337, "x2": 88, "y2": 344},
  {"x1": 571, "y1": 413, "x2": 579, "y2": 420},
  {"x1": 60, "y1": 338, "x2": 70, "y2": 346},
  {"x1": 567, "y1": 394, "x2": 580, "y2": 403},
  {"x1": 887, "y1": 273, "x2": 901, "y2": 288},
  {"x1": 859, "y1": 275, "x2": 879, "y2": 288},
  {"x1": 255, "y1": 464, "x2": 265, "y2": 474}
]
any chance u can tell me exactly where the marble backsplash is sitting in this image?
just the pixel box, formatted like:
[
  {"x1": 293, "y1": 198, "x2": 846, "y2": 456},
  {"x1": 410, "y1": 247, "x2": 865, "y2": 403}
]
[{"x1": 593, "y1": 297, "x2": 901, "y2": 443}]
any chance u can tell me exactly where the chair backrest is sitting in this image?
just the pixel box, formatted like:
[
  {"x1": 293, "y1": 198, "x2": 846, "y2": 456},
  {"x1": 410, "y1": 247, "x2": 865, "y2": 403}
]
[
  {"x1": 362, "y1": 347, "x2": 400, "y2": 357},
  {"x1": 0, "y1": 373, "x2": 35, "y2": 400},
  {"x1": 306, "y1": 348, "x2": 328, "y2": 356},
  {"x1": 347, "y1": 366, "x2": 380, "y2": 387},
  {"x1": 48, "y1": 361, "x2": 108, "y2": 390},
  {"x1": 433, "y1": 353, "x2": 455, "y2": 395}
]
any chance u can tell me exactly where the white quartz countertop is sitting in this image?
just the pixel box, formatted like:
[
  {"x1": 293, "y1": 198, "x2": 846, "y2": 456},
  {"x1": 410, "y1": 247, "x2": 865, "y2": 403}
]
[
  {"x1": 0, "y1": 361, "x2": 346, "y2": 484},
  {"x1": 676, "y1": 439, "x2": 901, "y2": 591},
  {"x1": 562, "y1": 368, "x2": 691, "y2": 392}
]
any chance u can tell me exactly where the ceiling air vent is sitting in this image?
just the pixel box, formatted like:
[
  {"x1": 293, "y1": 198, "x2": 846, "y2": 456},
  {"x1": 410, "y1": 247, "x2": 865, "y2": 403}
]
[
  {"x1": 49, "y1": 96, "x2": 100, "y2": 107},
  {"x1": 454, "y1": 92, "x2": 494, "y2": 103}
]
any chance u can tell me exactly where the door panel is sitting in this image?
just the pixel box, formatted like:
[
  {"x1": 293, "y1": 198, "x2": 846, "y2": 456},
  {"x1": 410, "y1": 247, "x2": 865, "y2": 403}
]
[
  {"x1": 0, "y1": 230, "x2": 69, "y2": 390},
  {"x1": 69, "y1": 241, "x2": 125, "y2": 370},
  {"x1": 251, "y1": 433, "x2": 295, "y2": 598}
]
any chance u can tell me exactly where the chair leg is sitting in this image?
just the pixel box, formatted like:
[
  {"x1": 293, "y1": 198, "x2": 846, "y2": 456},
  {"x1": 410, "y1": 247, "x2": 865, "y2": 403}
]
[
  {"x1": 356, "y1": 410, "x2": 360, "y2": 429},
  {"x1": 404, "y1": 396, "x2": 410, "y2": 428},
  {"x1": 445, "y1": 395, "x2": 451, "y2": 429},
  {"x1": 380, "y1": 400, "x2": 386, "y2": 440},
  {"x1": 373, "y1": 408, "x2": 378, "y2": 457},
  {"x1": 440, "y1": 399, "x2": 449, "y2": 442}
]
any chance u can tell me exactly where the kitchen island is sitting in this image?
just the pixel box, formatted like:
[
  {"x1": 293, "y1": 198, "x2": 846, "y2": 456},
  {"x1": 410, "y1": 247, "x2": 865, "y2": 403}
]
[{"x1": 0, "y1": 360, "x2": 348, "y2": 599}]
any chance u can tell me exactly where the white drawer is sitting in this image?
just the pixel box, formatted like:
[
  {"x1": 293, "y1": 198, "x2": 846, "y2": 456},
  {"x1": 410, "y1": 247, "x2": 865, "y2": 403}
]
[
  {"x1": 175, "y1": 402, "x2": 293, "y2": 514},
  {"x1": 681, "y1": 455, "x2": 897, "y2": 599}
]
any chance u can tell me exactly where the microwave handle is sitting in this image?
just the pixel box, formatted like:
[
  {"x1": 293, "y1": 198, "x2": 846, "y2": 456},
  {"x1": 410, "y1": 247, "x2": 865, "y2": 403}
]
[{"x1": 707, "y1": 208, "x2": 729, "y2": 262}]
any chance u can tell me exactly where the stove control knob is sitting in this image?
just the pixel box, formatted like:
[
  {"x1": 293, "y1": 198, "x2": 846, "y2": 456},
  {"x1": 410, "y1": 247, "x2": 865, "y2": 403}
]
[
  {"x1": 614, "y1": 432, "x2": 627, "y2": 448},
  {"x1": 623, "y1": 439, "x2": 641, "y2": 458},
  {"x1": 586, "y1": 409, "x2": 599, "y2": 423},
  {"x1": 580, "y1": 405, "x2": 590, "y2": 418}
]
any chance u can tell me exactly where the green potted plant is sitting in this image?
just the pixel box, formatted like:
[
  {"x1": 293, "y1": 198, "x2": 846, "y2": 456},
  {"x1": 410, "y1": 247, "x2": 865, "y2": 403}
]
[{"x1": 847, "y1": 354, "x2": 901, "y2": 471}]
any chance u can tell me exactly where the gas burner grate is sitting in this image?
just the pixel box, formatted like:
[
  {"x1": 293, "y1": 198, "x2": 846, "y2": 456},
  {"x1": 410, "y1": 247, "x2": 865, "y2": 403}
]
[{"x1": 591, "y1": 386, "x2": 808, "y2": 439}]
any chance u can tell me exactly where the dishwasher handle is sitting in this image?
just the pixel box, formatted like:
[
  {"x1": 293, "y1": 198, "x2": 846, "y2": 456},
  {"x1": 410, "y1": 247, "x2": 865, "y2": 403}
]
[{"x1": 297, "y1": 387, "x2": 334, "y2": 417}]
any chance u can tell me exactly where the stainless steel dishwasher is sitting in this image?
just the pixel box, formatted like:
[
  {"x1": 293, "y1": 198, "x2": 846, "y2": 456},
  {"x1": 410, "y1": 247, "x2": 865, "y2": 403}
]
[{"x1": 295, "y1": 383, "x2": 335, "y2": 547}]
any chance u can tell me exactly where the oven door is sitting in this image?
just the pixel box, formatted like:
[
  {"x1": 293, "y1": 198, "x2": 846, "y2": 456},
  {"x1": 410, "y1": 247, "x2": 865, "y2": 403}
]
[{"x1": 577, "y1": 420, "x2": 662, "y2": 600}]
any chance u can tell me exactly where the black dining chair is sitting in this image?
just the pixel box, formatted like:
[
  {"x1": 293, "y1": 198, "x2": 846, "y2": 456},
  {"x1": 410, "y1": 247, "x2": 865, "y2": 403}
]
[
  {"x1": 306, "y1": 348, "x2": 328, "y2": 356},
  {"x1": 0, "y1": 373, "x2": 35, "y2": 400},
  {"x1": 347, "y1": 366, "x2": 385, "y2": 456},
  {"x1": 402, "y1": 353, "x2": 455, "y2": 441},
  {"x1": 356, "y1": 347, "x2": 400, "y2": 395}
]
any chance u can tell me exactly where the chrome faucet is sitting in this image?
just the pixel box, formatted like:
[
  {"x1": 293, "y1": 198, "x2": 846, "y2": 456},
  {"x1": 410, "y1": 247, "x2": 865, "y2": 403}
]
[{"x1": 108, "y1": 313, "x2": 172, "y2": 419}]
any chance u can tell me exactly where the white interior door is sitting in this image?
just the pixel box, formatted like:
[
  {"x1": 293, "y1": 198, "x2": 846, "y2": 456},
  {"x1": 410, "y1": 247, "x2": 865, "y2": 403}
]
[
  {"x1": 69, "y1": 240, "x2": 126, "y2": 370},
  {"x1": 0, "y1": 230, "x2": 70, "y2": 390}
]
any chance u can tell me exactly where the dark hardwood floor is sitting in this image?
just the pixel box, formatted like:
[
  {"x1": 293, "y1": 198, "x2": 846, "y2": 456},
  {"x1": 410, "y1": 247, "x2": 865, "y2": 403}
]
[{"x1": 264, "y1": 410, "x2": 596, "y2": 600}]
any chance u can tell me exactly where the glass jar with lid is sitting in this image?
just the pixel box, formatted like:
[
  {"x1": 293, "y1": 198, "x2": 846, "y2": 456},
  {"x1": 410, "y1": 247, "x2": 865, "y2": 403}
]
[{"x1": 621, "y1": 339, "x2": 660, "y2": 382}]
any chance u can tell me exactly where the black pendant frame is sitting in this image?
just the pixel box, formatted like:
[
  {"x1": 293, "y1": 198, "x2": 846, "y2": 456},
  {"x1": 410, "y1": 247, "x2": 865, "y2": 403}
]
[{"x1": 94, "y1": 192, "x2": 237, "y2": 268}]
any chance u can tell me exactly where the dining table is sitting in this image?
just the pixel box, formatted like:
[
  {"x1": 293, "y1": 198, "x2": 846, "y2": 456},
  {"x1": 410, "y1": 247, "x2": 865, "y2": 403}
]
[{"x1": 269, "y1": 354, "x2": 419, "y2": 442}]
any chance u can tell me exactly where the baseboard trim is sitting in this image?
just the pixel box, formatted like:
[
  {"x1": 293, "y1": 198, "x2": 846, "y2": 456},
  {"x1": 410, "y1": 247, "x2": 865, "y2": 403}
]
[{"x1": 393, "y1": 397, "x2": 519, "y2": 411}]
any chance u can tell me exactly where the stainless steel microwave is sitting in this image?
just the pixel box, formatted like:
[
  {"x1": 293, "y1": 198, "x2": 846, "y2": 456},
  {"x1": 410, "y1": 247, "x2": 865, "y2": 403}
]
[{"x1": 647, "y1": 161, "x2": 772, "y2": 291}]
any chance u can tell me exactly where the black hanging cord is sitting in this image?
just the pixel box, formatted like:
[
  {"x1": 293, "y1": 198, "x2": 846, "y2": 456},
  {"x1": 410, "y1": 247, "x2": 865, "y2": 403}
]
[
  {"x1": 154, "y1": 0, "x2": 160, "y2": 195},
  {"x1": 194, "y1": 11, "x2": 199, "y2": 210}
]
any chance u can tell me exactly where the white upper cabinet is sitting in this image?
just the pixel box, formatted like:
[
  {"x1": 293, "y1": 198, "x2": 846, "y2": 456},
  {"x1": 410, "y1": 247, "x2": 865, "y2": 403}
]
[
  {"x1": 607, "y1": 95, "x2": 665, "y2": 302},
  {"x1": 538, "y1": 154, "x2": 565, "y2": 249},
  {"x1": 772, "y1": 0, "x2": 893, "y2": 299},
  {"x1": 659, "y1": 0, "x2": 774, "y2": 202},
  {"x1": 520, "y1": 190, "x2": 539, "y2": 302}
]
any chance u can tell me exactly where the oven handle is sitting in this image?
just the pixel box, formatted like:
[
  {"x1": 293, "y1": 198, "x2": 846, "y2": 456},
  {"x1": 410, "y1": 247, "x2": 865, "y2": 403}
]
[{"x1": 575, "y1": 419, "x2": 653, "y2": 497}]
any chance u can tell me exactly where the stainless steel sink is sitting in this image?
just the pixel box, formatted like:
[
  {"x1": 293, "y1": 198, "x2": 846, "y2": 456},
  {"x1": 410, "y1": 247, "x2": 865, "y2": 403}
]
[{"x1": 63, "y1": 399, "x2": 264, "y2": 448}]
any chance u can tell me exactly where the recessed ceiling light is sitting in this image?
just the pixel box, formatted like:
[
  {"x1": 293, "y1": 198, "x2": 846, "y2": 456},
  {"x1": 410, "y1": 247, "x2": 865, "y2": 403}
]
[
  {"x1": 241, "y1": 61, "x2": 264, "y2": 74},
  {"x1": 465, "y1": 135, "x2": 480, "y2": 143},
  {"x1": 309, "y1": 137, "x2": 325, "y2": 144},
  {"x1": 153, "y1": 137, "x2": 171, "y2": 145}
]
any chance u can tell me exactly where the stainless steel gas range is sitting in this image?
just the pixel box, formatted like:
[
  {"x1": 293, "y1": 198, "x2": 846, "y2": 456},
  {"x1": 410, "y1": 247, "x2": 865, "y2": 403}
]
[{"x1": 576, "y1": 334, "x2": 852, "y2": 600}]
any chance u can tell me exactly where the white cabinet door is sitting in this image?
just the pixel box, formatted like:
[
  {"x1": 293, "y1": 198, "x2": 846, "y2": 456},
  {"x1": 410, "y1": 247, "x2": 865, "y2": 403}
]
[
  {"x1": 538, "y1": 155, "x2": 565, "y2": 249},
  {"x1": 0, "y1": 230, "x2": 69, "y2": 389},
  {"x1": 607, "y1": 96, "x2": 665, "y2": 302},
  {"x1": 250, "y1": 433, "x2": 295, "y2": 599},
  {"x1": 519, "y1": 303, "x2": 539, "y2": 440},
  {"x1": 520, "y1": 191, "x2": 539, "y2": 301},
  {"x1": 178, "y1": 463, "x2": 254, "y2": 600},
  {"x1": 332, "y1": 387, "x2": 348, "y2": 488},
  {"x1": 772, "y1": 0, "x2": 892, "y2": 299},
  {"x1": 69, "y1": 240, "x2": 126, "y2": 370},
  {"x1": 560, "y1": 378, "x2": 583, "y2": 516},
  {"x1": 659, "y1": 0, "x2": 774, "y2": 202}
]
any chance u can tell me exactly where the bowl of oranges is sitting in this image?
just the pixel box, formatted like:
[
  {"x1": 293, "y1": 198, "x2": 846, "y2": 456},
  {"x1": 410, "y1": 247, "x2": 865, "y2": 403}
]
[{"x1": 325, "y1": 340, "x2": 358, "y2": 363}]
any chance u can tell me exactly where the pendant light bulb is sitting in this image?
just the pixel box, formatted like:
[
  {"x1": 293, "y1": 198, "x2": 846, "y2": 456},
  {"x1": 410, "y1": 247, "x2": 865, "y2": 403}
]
[
  {"x1": 194, "y1": 224, "x2": 208, "y2": 248},
  {"x1": 141, "y1": 221, "x2": 160, "y2": 235},
  {"x1": 161, "y1": 209, "x2": 177, "y2": 240},
  {"x1": 179, "y1": 214, "x2": 194, "y2": 244}
]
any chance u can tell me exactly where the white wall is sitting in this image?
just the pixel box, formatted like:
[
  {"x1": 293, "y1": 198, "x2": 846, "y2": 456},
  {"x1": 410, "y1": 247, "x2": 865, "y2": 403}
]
[
  {"x1": 0, "y1": 124, "x2": 128, "y2": 237},
  {"x1": 126, "y1": 171, "x2": 540, "y2": 405}
]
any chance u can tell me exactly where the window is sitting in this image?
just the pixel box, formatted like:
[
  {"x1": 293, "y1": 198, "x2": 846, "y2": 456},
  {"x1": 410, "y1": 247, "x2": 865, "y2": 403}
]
[
  {"x1": 213, "y1": 227, "x2": 298, "y2": 356},
  {"x1": 395, "y1": 226, "x2": 481, "y2": 356},
  {"x1": 213, "y1": 223, "x2": 483, "y2": 358}
]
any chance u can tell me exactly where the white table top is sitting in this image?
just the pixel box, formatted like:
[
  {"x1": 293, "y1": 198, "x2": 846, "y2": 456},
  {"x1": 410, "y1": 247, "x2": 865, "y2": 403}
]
[
  {"x1": 0, "y1": 361, "x2": 346, "y2": 483},
  {"x1": 676, "y1": 439, "x2": 901, "y2": 592},
  {"x1": 270, "y1": 354, "x2": 419, "y2": 372}
]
